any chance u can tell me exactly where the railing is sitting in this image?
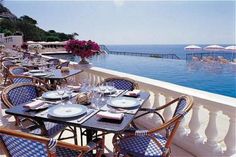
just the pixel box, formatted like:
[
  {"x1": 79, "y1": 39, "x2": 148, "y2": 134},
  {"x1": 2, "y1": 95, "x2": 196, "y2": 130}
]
[
  {"x1": 66, "y1": 62, "x2": 236, "y2": 157},
  {"x1": 186, "y1": 52, "x2": 236, "y2": 61},
  {"x1": 99, "y1": 45, "x2": 180, "y2": 59},
  {"x1": 108, "y1": 51, "x2": 180, "y2": 59}
]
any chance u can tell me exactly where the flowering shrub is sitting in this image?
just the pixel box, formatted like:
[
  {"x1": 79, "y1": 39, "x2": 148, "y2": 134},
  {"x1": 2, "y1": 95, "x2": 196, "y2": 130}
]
[
  {"x1": 21, "y1": 43, "x2": 28, "y2": 50},
  {"x1": 65, "y1": 39, "x2": 101, "y2": 58}
]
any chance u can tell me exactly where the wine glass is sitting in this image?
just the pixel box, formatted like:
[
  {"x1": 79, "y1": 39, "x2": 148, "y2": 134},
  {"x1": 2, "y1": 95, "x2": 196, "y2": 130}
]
[
  {"x1": 107, "y1": 82, "x2": 115, "y2": 100},
  {"x1": 65, "y1": 87, "x2": 73, "y2": 105},
  {"x1": 98, "y1": 83, "x2": 106, "y2": 101},
  {"x1": 57, "y1": 85, "x2": 66, "y2": 105},
  {"x1": 91, "y1": 91, "x2": 102, "y2": 109}
]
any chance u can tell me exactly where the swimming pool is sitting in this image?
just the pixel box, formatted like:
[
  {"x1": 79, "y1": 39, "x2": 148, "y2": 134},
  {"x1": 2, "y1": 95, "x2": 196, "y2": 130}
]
[{"x1": 48, "y1": 53, "x2": 236, "y2": 98}]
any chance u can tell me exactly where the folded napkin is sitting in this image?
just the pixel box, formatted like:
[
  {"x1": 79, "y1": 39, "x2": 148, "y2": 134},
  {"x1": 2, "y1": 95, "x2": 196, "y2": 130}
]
[
  {"x1": 97, "y1": 111, "x2": 124, "y2": 120},
  {"x1": 67, "y1": 85, "x2": 81, "y2": 92},
  {"x1": 124, "y1": 90, "x2": 141, "y2": 97},
  {"x1": 23, "y1": 100, "x2": 44, "y2": 109}
]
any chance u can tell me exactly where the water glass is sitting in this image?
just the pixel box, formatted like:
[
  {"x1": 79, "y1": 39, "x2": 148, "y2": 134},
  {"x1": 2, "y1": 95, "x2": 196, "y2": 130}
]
[
  {"x1": 57, "y1": 85, "x2": 66, "y2": 105},
  {"x1": 91, "y1": 92, "x2": 102, "y2": 109},
  {"x1": 65, "y1": 87, "x2": 73, "y2": 105}
]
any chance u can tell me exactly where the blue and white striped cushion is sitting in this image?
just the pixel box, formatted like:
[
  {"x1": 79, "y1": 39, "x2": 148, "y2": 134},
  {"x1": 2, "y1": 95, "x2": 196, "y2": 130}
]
[
  {"x1": 29, "y1": 122, "x2": 65, "y2": 138},
  {"x1": 174, "y1": 98, "x2": 186, "y2": 116},
  {"x1": 119, "y1": 133, "x2": 167, "y2": 157},
  {"x1": 0, "y1": 134, "x2": 47, "y2": 157},
  {"x1": 13, "y1": 77, "x2": 32, "y2": 83}
]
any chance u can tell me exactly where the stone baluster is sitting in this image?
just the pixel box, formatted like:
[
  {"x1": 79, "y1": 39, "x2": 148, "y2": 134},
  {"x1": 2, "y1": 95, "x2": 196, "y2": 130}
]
[
  {"x1": 154, "y1": 91, "x2": 160, "y2": 108},
  {"x1": 188, "y1": 103, "x2": 202, "y2": 141},
  {"x1": 163, "y1": 95, "x2": 173, "y2": 121},
  {"x1": 223, "y1": 111, "x2": 236, "y2": 156},
  {"x1": 204, "y1": 106, "x2": 221, "y2": 154}
]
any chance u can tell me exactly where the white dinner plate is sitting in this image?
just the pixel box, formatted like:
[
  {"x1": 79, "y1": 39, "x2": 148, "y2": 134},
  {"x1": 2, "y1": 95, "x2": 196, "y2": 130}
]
[
  {"x1": 48, "y1": 104, "x2": 87, "y2": 118},
  {"x1": 31, "y1": 72, "x2": 48, "y2": 77},
  {"x1": 29, "y1": 70, "x2": 44, "y2": 73},
  {"x1": 107, "y1": 97, "x2": 140, "y2": 108},
  {"x1": 93, "y1": 86, "x2": 116, "y2": 94},
  {"x1": 42, "y1": 91, "x2": 69, "y2": 100}
]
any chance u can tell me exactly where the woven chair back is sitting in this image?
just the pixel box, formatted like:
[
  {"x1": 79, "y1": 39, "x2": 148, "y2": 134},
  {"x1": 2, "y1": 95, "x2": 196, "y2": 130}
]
[{"x1": 101, "y1": 77, "x2": 138, "y2": 91}]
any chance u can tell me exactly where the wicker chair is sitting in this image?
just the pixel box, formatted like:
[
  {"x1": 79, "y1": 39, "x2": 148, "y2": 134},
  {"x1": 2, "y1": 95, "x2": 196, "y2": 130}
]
[
  {"x1": 1, "y1": 83, "x2": 66, "y2": 138},
  {"x1": 0, "y1": 127, "x2": 103, "y2": 157},
  {"x1": 2, "y1": 60, "x2": 15, "y2": 85},
  {"x1": 56, "y1": 61, "x2": 70, "y2": 69},
  {"x1": 8, "y1": 75, "x2": 52, "y2": 90},
  {"x1": 99, "y1": 77, "x2": 139, "y2": 91},
  {"x1": 112, "y1": 95, "x2": 193, "y2": 157},
  {"x1": 9, "y1": 66, "x2": 29, "y2": 76}
]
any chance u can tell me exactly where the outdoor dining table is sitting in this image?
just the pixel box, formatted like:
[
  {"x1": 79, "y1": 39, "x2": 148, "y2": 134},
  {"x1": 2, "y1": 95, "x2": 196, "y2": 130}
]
[
  {"x1": 5, "y1": 90, "x2": 150, "y2": 146},
  {"x1": 26, "y1": 69, "x2": 83, "y2": 88}
]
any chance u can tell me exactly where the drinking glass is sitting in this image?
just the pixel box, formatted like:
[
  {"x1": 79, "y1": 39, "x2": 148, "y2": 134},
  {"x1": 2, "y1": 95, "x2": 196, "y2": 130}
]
[
  {"x1": 57, "y1": 85, "x2": 66, "y2": 105},
  {"x1": 81, "y1": 79, "x2": 90, "y2": 93},
  {"x1": 66, "y1": 87, "x2": 73, "y2": 105},
  {"x1": 98, "y1": 83, "x2": 106, "y2": 101},
  {"x1": 91, "y1": 91, "x2": 102, "y2": 109},
  {"x1": 107, "y1": 82, "x2": 115, "y2": 100}
]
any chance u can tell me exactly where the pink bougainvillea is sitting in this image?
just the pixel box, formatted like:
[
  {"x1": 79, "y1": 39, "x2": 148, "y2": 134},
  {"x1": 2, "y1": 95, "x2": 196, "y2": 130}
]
[{"x1": 65, "y1": 39, "x2": 101, "y2": 58}]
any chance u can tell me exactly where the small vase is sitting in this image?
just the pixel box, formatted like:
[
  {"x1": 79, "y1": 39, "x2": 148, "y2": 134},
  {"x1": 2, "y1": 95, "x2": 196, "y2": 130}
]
[{"x1": 79, "y1": 57, "x2": 89, "y2": 64}]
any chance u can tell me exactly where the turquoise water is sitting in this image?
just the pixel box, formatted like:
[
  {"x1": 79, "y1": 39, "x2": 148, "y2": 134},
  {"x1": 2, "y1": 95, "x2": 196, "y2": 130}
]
[{"x1": 49, "y1": 53, "x2": 236, "y2": 98}]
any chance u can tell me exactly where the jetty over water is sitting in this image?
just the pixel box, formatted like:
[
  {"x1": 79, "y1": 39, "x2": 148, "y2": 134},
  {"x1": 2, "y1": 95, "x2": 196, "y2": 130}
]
[{"x1": 100, "y1": 45, "x2": 180, "y2": 59}]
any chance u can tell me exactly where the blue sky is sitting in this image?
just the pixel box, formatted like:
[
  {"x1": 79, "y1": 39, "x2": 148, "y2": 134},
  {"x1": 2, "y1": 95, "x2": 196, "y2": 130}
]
[{"x1": 4, "y1": 0, "x2": 236, "y2": 45}]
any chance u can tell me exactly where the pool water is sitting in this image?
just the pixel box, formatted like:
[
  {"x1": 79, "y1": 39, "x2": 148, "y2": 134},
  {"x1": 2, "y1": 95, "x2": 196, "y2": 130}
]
[{"x1": 49, "y1": 53, "x2": 236, "y2": 98}]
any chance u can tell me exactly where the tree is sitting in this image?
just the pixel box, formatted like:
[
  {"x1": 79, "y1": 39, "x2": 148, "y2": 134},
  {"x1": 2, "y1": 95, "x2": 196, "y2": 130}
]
[
  {"x1": 19, "y1": 15, "x2": 37, "y2": 25},
  {"x1": 3, "y1": 29, "x2": 13, "y2": 36},
  {"x1": 48, "y1": 30, "x2": 56, "y2": 34},
  {"x1": 46, "y1": 36, "x2": 60, "y2": 42}
]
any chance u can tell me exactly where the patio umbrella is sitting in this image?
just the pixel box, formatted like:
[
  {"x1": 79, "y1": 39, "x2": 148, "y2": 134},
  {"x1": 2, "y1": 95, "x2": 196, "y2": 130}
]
[
  {"x1": 184, "y1": 45, "x2": 202, "y2": 60},
  {"x1": 204, "y1": 45, "x2": 224, "y2": 51},
  {"x1": 184, "y1": 45, "x2": 202, "y2": 51},
  {"x1": 224, "y1": 45, "x2": 236, "y2": 52}
]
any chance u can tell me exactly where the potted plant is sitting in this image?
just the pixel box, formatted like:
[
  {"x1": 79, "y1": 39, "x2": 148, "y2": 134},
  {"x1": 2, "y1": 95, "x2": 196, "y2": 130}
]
[
  {"x1": 0, "y1": 44, "x2": 5, "y2": 53},
  {"x1": 65, "y1": 39, "x2": 101, "y2": 64},
  {"x1": 28, "y1": 43, "x2": 43, "y2": 54}
]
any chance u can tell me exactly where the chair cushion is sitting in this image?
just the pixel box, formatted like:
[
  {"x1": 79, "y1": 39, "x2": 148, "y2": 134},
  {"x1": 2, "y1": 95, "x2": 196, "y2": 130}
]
[
  {"x1": 119, "y1": 133, "x2": 167, "y2": 157},
  {"x1": 1, "y1": 134, "x2": 47, "y2": 157},
  {"x1": 30, "y1": 122, "x2": 65, "y2": 137},
  {"x1": 56, "y1": 147, "x2": 93, "y2": 157}
]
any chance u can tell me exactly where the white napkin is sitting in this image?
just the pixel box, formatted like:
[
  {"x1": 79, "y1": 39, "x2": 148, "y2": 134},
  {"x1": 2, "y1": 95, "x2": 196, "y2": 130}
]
[
  {"x1": 97, "y1": 111, "x2": 124, "y2": 120},
  {"x1": 23, "y1": 100, "x2": 44, "y2": 109},
  {"x1": 67, "y1": 85, "x2": 81, "y2": 92},
  {"x1": 124, "y1": 90, "x2": 141, "y2": 97}
]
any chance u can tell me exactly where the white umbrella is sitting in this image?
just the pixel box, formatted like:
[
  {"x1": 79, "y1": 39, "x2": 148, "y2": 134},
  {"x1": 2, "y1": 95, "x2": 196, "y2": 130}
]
[
  {"x1": 204, "y1": 45, "x2": 224, "y2": 51},
  {"x1": 184, "y1": 45, "x2": 202, "y2": 51},
  {"x1": 224, "y1": 46, "x2": 236, "y2": 52}
]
